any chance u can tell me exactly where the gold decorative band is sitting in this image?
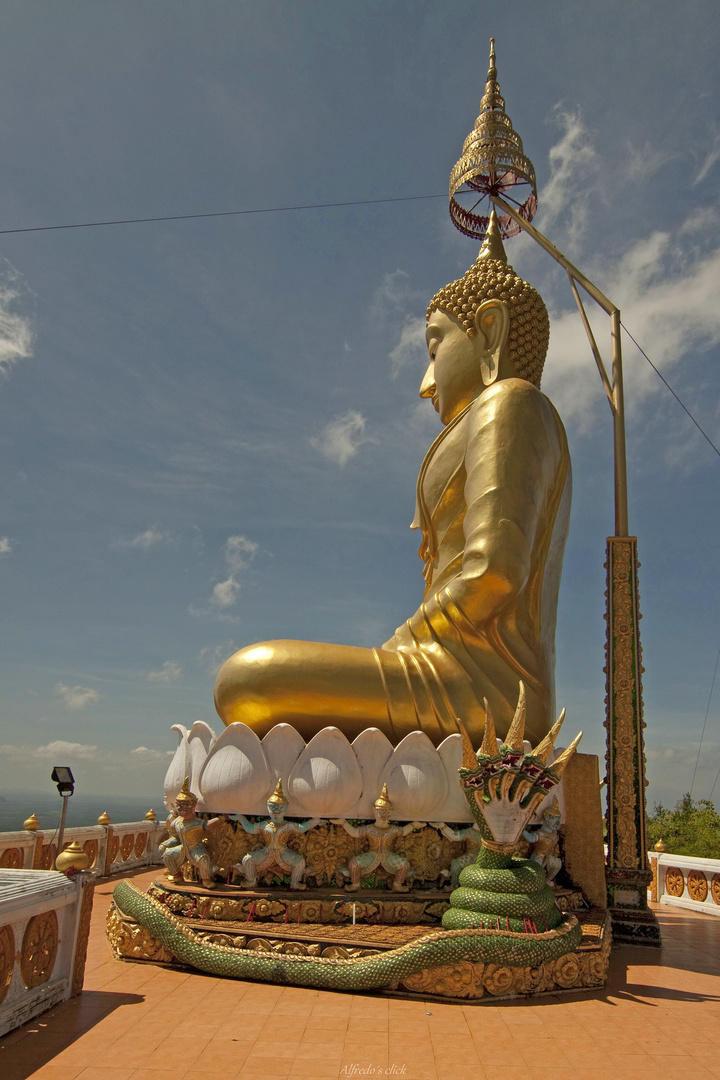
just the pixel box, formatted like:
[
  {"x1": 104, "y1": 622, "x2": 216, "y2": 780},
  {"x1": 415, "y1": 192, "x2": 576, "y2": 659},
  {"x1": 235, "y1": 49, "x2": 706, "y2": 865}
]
[{"x1": 481, "y1": 838, "x2": 517, "y2": 854}]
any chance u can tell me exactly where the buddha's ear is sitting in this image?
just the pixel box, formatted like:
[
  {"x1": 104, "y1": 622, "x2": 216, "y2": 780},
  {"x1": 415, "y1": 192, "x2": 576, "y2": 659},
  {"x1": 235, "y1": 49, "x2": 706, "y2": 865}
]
[{"x1": 474, "y1": 299, "x2": 510, "y2": 386}]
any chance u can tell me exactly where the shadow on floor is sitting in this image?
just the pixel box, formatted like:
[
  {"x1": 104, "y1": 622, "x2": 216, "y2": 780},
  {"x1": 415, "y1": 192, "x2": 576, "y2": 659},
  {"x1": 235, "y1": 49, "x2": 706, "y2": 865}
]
[{"x1": 0, "y1": 990, "x2": 146, "y2": 1080}]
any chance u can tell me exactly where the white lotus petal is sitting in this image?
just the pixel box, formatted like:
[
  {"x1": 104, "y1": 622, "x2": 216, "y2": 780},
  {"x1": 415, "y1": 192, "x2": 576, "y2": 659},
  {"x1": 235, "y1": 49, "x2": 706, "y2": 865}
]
[
  {"x1": 187, "y1": 720, "x2": 216, "y2": 811},
  {"x1": 163, "y1": 724, "x2": 189, "y2": 810},
  {"x1": 288, "y1": 727, "x2": 362, "y2": 817},
  {"x1": 379, "y1": 731, "x2": 448, "y2": 820},
  {"x1": 436, "y1": 734, "x2": 474, "y2": 823},
  {"x1": 198, "y1": 723, "x2": 271, "y2": 813},
  {"x1": 260, "y1": 724, "x2": 307, "y2": 815},
  {"x1": 346, "y1": 728, "x2": 394, "y2": 818}
]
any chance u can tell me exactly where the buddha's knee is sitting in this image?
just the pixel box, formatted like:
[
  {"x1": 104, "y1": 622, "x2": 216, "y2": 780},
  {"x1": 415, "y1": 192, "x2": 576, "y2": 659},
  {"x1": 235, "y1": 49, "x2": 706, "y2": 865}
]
[{"x1": 214, "y1": 642, "x2": 281, "y2": 709}]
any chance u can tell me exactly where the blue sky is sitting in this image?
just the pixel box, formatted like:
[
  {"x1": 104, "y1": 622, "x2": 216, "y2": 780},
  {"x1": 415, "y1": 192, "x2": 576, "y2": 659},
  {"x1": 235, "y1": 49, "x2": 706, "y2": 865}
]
[{"x1": 0, "y1": 1, "x2": 718, "y2": 810}]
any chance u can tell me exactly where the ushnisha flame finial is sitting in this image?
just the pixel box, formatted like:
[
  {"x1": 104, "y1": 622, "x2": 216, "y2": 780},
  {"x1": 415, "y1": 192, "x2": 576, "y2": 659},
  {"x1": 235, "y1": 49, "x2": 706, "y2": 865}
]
[
  {"x1": 449, "y1": 39, "x2": 537, "y2": 241},
  {"x1": 457, "y1": 681, "x2": 582, "y2": 852},
  {"x1": 477, "y1": 209, "x2": 508, "y2": 265}
]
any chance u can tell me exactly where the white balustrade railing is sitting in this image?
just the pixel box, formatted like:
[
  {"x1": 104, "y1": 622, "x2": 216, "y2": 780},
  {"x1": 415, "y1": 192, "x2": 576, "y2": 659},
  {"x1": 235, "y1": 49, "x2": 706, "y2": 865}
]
[
  {"x1": 648, "y1": 851, "x2": 720, "y2": 917},
  {"x1": 0, "y1": 869, "x2": 95, "y2": 1037},
  {"x1": 0, "y1": 819, "x2": 166, "y2": 878}
]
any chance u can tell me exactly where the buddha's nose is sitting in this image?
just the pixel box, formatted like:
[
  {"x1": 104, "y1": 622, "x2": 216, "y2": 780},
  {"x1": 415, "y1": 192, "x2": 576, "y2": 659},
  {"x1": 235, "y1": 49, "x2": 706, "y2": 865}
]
[{"x1": 419, "y1": 363, "x2": 435, "y2": 398}]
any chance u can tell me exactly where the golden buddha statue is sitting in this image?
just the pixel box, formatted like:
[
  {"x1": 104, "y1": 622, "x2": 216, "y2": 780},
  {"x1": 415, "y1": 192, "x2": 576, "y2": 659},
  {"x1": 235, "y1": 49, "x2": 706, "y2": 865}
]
[{"x1": 214, "y1": 213, "x2": 570, "y2": 747}]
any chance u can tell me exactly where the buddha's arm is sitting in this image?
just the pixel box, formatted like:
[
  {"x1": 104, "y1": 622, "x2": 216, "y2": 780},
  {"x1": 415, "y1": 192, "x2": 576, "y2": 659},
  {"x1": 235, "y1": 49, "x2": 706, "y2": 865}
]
[{"x1": 397, "y1": 380, "x2": 565, "y2": 643}]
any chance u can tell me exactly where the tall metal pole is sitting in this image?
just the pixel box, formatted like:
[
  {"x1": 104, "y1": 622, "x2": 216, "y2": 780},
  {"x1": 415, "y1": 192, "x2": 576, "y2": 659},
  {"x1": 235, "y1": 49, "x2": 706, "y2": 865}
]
[
  {"x1": 611, "y1": 310, "x2": 629, "y2": 538},
  {"x1": 491, "y1": 194, "x2": 660, "y2": 944}
]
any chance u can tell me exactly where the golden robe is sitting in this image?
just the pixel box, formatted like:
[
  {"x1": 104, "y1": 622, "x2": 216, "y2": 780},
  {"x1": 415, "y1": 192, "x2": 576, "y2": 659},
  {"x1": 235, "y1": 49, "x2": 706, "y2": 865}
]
[
  {"x1": 214, "y1": 377, "x2": 570, "y2": 747},
  {"x1": 374, "y1": 377, "x2": 570, "y2": 746}
]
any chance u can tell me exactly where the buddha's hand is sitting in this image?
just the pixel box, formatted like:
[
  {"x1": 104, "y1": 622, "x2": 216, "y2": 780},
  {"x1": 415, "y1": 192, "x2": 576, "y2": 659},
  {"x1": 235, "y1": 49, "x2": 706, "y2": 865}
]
[{"x1": 381, "y1": 620, "x2": 415, "y2": 651}]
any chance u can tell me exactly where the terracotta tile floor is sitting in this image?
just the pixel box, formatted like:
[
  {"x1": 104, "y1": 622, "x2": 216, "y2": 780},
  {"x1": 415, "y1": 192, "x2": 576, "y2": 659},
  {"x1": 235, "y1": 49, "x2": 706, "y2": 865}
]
[{"x1": 2, "y1": 867, "x2": 720, "y2": 1080}]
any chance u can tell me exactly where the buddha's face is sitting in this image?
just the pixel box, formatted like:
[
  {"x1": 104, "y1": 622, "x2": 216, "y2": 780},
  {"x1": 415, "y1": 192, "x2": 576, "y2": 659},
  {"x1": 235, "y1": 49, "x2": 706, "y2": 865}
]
[{"x1": 421, "y1": 309, "x2": 485, "y2": 424}]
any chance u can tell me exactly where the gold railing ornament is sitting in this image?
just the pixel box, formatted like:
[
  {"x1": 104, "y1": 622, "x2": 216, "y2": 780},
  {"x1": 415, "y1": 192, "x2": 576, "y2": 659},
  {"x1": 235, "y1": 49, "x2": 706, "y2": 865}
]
[
  {"x1": 23, "y1": 813, "x2": 40, "y2": 832},
  {"x1": 55, "y1": 840, "x2": 90, "y2": 875},
  {"x1": 449, "y1": 39, "x2": 537, "y2": 240}
]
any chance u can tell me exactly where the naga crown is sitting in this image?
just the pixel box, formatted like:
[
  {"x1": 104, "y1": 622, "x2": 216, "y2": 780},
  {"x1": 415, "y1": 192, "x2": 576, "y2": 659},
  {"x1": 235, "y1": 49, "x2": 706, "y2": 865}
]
[{"x1": 457, "y1": 682, "x2": 581, "y2": 853}]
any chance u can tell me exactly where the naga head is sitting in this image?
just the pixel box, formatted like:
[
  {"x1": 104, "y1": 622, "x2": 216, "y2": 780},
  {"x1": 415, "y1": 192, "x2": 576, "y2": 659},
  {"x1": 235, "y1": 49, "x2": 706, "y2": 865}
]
[{"x1": 457, "y1": 682, "x2": 581, "y2": 853}]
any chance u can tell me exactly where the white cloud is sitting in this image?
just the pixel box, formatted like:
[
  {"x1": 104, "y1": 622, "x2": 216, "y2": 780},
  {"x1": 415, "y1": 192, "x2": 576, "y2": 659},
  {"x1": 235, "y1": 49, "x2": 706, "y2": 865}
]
[
  {"x1": 115, "y1": 525, "x2": 173, "y2": 550},
  {"x1": 199, "y1": 641, "x2": 236, "y2": 674},
  {"x1": 211, "y1": 576, "x2": 241, "y2": 608},
  {"x1": 131, "y1": 746, "x2": 174, "y2": 760},
  {"x1": 370, "y1": 268, "x2": 416, "y2": 320},
  {"x1": 694, "y1": 131, "x2": 720, "y2": 186},
  {"x1": 0, "y1": 265, "x2": 34, "y2": 375},
  {"x1": 389, "y1": 317, "x2": 427, "y2": 377},
  {"x1": 55, "y1": 682, "x2": 101, "y2": 711},
  {"x1": 542, "y1": 225, "x2": 720, "y2": 455},
  {"x1": 191, "y1": 534, "x2": 259, "y2": 615},
  {"x1": 16, "y1": 739, "x2": 101, "y2": 761},
  {"x1": 0, "y1": 741, "x2": 174, "y2": 771},
  {"x1": 147, "y1": 661, "x2": 182, "y2": 683},
  {"x1": 541, "y1": 108, "x2": 598, "y2": 246},
  {"x1": 224, "y1": 535, "x2": 258, "y2": 573},
  {"x1": 370, "y1": 269, "x2": 429, "y2": 376},
  {"x1": 209, "y1": 535, "x2": 259, "y2": 608},
  {"x1": 0, "y1": 537, "x2": 11, "y2": 555},
  {"x1": 625, "y1": 140, "x2": 672, "y2": 182},
  {"x1": 311, "y1": 410, "x2": 370, "y2": 466}
]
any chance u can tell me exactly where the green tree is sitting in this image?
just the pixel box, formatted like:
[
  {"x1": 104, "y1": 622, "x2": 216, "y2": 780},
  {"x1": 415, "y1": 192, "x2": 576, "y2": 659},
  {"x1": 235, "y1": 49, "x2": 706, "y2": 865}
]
[{"x1": 648, "y1": 793, "x2": 720, "y2": 859}]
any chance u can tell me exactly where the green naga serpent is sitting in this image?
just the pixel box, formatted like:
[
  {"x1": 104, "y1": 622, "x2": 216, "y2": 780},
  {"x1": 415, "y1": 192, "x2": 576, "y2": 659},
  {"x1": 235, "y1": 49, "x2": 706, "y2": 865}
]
[{"x1": 112, "y1": 684, "x2": 583, "y2": 990}]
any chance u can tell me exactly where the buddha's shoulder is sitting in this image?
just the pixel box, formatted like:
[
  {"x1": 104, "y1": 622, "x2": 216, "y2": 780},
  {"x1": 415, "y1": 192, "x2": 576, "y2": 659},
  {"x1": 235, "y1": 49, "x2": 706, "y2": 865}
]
[{"x1": 471, "y1": 378, "x2": 562, "y2": 425}]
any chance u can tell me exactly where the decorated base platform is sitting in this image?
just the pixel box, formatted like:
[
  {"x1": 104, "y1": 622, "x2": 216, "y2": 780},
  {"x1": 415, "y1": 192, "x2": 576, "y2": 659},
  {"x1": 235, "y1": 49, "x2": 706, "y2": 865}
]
[
  {"x1": 131, "y1": 877, "x2": 585, "y2": 926},
  {"x1": 110, "y1": 693, "x2": 612, "y2": 1000},
  {"x1": 107, "y1": 879, "x2": 609, "y2": 1001}
]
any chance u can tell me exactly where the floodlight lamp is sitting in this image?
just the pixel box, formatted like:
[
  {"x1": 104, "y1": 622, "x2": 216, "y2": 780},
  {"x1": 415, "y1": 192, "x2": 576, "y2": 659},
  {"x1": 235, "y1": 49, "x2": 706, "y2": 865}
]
[{"x1": 51, "y1": 766, "x2": 75, "y2": 795}]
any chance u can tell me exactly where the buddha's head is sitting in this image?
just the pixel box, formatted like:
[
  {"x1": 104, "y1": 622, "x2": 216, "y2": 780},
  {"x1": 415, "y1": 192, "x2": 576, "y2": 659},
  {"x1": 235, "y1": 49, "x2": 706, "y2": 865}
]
[{"x1": 422, "y1": 212, "x2": 549, "y2": 424}]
